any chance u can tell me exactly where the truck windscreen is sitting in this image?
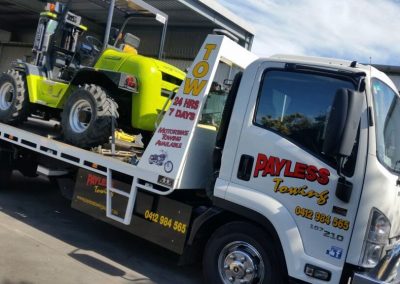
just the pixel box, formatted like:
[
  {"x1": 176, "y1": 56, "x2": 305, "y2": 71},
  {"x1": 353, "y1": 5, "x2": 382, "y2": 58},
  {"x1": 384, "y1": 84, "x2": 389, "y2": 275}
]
[
  {"x1": 254, "y1": 70, "x2": 358, "y2": 175},
  {"x1": 371, "y1": 78, "x2": 400, "y2": 173}
]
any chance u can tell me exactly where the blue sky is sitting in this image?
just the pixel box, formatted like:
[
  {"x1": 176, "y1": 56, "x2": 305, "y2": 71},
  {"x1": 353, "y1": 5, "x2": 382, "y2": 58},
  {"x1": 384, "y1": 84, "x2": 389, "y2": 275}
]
[{"x1": 217, "y1": 0, "x2": 400, "y2": 66}]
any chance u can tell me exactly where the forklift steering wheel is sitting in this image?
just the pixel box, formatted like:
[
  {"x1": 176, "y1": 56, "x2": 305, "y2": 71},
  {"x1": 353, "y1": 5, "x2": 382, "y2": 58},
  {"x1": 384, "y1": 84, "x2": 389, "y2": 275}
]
[{"x1": 85, "y1": 36, "x2": 103, "y2": 55}]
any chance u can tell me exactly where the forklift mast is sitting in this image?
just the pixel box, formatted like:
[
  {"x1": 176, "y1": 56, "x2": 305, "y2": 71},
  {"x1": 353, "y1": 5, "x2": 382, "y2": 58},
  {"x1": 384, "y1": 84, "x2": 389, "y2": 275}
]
[
  {"x1": 32, "y1": 0, "x2": 169, "y2": 77},
  {"x1": 32, "y1": 1, "x2": 87, "y2": 77}
]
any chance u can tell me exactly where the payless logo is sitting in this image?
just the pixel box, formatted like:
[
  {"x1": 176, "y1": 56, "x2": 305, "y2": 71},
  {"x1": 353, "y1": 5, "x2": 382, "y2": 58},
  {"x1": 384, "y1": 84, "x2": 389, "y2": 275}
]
[
  {"x1": 253, "y1": 153, "x2": 330, "y2": 205},
  {"x1": 253, "y1": 154, "x2": 330, "y2": 185},
  {"x1": 86, "y1": 174, "x2": 106, "y2": 187},
  {"x1": 86, "y1": 174, "x2": 108, "y2": 195},
  {"x1": 273, "y1": 178, "x2": 329, "y2": 205}
]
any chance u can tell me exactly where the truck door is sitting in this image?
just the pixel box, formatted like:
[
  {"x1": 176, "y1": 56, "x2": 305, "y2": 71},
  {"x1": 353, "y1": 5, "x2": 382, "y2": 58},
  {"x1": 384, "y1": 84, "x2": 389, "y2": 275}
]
[{"x1": 222, "y1": 61, "x2": 368, "y2": 282}]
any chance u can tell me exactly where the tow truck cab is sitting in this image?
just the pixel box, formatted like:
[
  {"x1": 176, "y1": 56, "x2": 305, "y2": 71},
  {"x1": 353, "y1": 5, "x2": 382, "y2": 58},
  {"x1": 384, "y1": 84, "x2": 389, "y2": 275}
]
[{"x1": 207, "y1": 54, "x2": 400, "y2": 283}]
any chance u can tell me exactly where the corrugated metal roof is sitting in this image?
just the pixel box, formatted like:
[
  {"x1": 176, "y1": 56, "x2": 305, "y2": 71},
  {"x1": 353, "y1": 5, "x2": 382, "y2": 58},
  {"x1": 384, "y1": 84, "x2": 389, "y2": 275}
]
[
  {"x1": 0, "y1": 0, "x2": 254, "y2": 64},
  {"x1": 197, "y1": 0, "x2": 255, "y2": 34},
  {"x1": 0, "y1": 0, "x2": 253, "y2": 46}
]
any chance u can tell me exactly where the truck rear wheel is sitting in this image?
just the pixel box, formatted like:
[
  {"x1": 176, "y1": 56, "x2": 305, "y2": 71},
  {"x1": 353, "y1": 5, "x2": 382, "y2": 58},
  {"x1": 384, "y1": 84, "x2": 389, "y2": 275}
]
[
  {"x1": 61, "y1": 84, "x2": 119, "y2": 148},
  {"x1": 0, "y1": 69, "x2": 29, "y2": 125},
  {"x1": 0, "y1": 149, "x2": 13, "y2": 188},
  {"x1": 0, "y1": 167, "x2": 12, "y2": 188},
  {"x1": 203, "y1": 221, "x2": 285, "y2": 284}
]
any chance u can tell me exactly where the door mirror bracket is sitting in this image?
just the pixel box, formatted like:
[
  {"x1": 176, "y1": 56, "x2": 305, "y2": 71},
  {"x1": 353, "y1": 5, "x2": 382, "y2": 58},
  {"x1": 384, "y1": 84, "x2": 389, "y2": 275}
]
[{"x1": 335, "y1": 156, "x2": 353, "y2": 203}]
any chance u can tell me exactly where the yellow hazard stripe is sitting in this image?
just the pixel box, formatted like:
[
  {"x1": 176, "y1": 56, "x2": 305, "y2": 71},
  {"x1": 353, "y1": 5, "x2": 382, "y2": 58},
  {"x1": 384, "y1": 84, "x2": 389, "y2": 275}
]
[{"x1": 40, "y1": 12, "x2": 57, "y2": 19}]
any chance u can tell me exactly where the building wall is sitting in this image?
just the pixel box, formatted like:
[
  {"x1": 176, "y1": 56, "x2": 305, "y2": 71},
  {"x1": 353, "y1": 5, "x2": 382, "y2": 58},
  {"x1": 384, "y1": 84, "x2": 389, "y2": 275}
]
[
  {"x1": 388, "y1": 75, "x2": 400, "y2": 91},
  {"x1": 0, "y1": 20, "x2": 212, "y2": 72},
  {"x1": 0, "y1": 44, "x2": 32, "y2": 73},
  {"x1": 374, "y1": 65, "x2": 400, "y2": 92}
]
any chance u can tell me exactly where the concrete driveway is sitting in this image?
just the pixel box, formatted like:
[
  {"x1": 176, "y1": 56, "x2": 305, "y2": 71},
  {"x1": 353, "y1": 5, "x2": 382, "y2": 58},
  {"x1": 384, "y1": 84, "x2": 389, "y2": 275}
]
[{"x1": 0, "y1": 173, "x2": 202, "y2": 284}]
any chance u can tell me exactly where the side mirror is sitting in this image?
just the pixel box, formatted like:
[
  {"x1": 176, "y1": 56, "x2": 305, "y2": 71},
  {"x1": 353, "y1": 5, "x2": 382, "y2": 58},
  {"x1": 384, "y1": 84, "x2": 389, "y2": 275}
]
[
  {"x1": 323, "y1": 88, "x2": 363, "y2": 203},
  {"x1": 323, "y1": 88, "x2": 363, "y2": 158}
]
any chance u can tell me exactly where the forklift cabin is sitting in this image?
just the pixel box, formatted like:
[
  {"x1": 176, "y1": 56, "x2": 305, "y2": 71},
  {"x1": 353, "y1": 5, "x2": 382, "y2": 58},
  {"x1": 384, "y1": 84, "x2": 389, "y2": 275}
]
[{"x1": 32, "y1": 0, "x2": 169, "y2": 81}]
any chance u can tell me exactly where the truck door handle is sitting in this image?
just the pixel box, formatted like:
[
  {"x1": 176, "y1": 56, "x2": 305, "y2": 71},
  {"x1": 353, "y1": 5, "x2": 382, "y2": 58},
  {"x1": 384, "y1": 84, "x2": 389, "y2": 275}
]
[{"x1": 237, "y1": 155, "x2": 254, "y2": 181}]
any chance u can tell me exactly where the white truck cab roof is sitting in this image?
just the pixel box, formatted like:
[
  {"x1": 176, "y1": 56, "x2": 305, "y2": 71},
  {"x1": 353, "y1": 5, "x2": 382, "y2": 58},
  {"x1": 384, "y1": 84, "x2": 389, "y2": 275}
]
[{"x1": 269, "y1": 54, "x2": 398, "y2": 93}]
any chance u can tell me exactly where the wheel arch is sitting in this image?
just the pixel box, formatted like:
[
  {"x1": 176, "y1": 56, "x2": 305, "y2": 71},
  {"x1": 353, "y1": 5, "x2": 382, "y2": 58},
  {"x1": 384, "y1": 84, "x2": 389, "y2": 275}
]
[
  {"x1": 216, "y1": 187, "x2": 314, "y2": 282},
  {"x1": 71, "y1": 68, "x2": 121, "y2": 94},
  {"x1": 11, "y1": 61, "x2": 44, "y2": 77},
  {"x1": 187, "y1": 200, "x2": 289, "y2": 278},
  {"x1": 187, "y1": 194, "x2": 311, "y2": 281},
  {"x1": 70, "y1": 69, "x2": 133, "y2": 126}
]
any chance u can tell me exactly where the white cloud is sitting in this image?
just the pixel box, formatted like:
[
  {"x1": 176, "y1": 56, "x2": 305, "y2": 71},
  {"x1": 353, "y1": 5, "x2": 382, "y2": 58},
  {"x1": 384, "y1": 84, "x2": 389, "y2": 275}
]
[{"x1": 217, "y1": 0, "x2": 400, "y2": 65}]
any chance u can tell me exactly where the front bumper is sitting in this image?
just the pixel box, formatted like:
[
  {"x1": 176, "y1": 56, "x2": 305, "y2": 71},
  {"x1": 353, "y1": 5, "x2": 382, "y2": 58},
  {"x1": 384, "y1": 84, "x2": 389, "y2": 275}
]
[{"x1": 353, "y1": 244, "x2": 400, "y2": 284}]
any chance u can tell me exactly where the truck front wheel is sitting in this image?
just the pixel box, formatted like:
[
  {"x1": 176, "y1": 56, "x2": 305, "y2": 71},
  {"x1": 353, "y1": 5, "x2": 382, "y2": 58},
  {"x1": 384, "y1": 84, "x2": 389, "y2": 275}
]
[
  {"x1": 0, "y1": 69, "x2": 29, "y2": 125},
  {"x1": 61, "y1": 84, "x2": 119, "y2": 148},
  {"x1": 203, "y1": 221, "x2": 285, "y2": 284}
]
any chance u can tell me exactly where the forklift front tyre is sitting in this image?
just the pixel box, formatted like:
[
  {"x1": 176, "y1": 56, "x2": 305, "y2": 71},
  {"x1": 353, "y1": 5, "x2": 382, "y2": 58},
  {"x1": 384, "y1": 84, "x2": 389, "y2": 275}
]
[
  {"x1": 0, "y1": 70, "x2": 29, "y2": 125},
  {"x1": 61, "y1": 84, "x2": 119, "y2": 148}
]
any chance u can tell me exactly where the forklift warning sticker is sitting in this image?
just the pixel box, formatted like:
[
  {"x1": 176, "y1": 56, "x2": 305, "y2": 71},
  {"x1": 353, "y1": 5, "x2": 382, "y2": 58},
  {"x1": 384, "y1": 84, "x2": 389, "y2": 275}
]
[{"x1": 253, "y1": 153, "x2": 331, "y2": 205}]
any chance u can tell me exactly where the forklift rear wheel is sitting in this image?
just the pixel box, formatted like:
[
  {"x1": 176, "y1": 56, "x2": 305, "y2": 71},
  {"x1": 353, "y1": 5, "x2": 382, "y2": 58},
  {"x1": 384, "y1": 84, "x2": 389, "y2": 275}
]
[
  {"x1": 0, "y1": 69, "x2": 29, "y2": 125},
  {"x1": 61, "y1": 84, "x2": 119, "y2": 148},
  {"x1": 203, "y1": 221, "x2": 286, "y2": 284}
]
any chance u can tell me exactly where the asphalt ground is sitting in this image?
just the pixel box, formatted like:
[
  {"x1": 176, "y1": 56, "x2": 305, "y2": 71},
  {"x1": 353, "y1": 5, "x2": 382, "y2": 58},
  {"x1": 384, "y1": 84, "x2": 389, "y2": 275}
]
[{"x1": 0, "y1": 173, "x2": 202, "y2": 284}]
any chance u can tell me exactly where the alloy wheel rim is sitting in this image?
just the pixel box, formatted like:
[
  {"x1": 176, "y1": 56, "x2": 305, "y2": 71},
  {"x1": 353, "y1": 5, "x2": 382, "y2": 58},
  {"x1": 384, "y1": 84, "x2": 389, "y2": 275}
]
[
  {"x1": 218, "y1": 241, "x2": 265, "y2": 284},
  {"x1": 0, "y1": 82, "x2": 14, "y2": 111},
  {"x1": 69, "y1": 99, "x2": 93, "y2": 133}
]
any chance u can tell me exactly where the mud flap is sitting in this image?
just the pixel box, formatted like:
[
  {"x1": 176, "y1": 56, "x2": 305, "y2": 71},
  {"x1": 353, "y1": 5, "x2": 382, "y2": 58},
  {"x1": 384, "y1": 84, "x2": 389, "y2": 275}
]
[{"x1": 71, "y1": 168, "x2": 192, "y2": 254}]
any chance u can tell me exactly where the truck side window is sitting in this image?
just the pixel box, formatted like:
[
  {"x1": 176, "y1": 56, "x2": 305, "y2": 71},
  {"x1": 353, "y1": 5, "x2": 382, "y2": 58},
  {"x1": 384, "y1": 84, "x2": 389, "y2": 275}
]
[
  {"x1": 371, "y1": 79, "x2": 400, "y2": 172},
  {"x1": 199, "y1": 89, "x2": 228, "y2": 129},
  {"x1": 254, "y1": 70, "x2": 356, "y2": 171}
]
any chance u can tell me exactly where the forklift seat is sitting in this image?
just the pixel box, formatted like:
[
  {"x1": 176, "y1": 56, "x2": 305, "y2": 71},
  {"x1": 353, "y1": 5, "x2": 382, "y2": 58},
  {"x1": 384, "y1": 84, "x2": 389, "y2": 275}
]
[
  {"x1": 121, "y1": 33, "x2": 140, "y2": 54},
  {"x1": 53, "y1": 51, "x2": 68, "y2": 68}
]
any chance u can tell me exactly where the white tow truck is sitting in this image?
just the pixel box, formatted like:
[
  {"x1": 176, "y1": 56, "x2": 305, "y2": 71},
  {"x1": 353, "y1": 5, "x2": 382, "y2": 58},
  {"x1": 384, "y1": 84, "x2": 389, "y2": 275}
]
[{"x1": 1, "y1": 33, "x2": 400, "y2": 284}]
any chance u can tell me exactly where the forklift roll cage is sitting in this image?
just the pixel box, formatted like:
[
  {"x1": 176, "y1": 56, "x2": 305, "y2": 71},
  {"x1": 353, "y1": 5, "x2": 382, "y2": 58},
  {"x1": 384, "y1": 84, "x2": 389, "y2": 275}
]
[{"x1": 100, "y1": 0, "x2": 168, "y2": 59}]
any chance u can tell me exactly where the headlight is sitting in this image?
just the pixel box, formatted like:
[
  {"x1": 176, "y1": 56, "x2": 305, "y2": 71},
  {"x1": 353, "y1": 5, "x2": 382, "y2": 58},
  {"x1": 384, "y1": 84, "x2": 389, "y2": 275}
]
[{"x1": 360, "y1": 209, "x2": 391, "y2": 267}]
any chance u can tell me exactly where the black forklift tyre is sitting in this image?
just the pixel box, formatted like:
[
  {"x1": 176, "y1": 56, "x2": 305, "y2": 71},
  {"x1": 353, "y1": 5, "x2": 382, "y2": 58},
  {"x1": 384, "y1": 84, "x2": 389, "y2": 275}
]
[
  {"x1": 0, "y1": 70, "x2": 29, "y2": 125},
  {"x1": 61, "y1": 84, "x2": 119, "y2": 148},
  {"x1": 203, "y1": 222, "x2": 286, "y2": 284}
]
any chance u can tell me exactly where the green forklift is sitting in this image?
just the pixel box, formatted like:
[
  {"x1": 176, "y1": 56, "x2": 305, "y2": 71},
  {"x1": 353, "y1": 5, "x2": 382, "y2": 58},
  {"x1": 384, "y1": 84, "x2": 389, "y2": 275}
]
[{"x1": 0, "y1": 0, "x2": 185, "y2": 148}]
